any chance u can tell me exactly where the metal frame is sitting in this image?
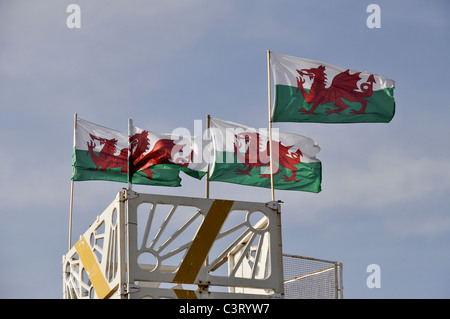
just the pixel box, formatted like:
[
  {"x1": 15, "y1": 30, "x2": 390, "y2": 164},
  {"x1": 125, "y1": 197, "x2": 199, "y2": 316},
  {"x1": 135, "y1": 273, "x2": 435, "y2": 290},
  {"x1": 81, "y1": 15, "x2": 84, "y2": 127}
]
[
  {"x1": 125, "y1": 190, "x2": 284, "y2": 298},
  {"x1": 62, "y1": 191, "x2": 126, "y2": 299},
  {"x1": 63, "y1": 190, "x2": 284, "y2": 299},
  {"x1": 62, "y1": 190, "x2": 343, "y2": 299}
]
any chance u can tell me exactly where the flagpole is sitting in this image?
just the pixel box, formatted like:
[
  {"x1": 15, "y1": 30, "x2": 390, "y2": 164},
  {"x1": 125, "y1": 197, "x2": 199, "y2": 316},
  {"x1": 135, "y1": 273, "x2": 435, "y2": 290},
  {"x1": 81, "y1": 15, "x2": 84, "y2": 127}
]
[
  {"x1": 128, "y1": 118, "x2": 133, "y2": 190},
  {"x1": 68, "y1": 113, "x2": 77, "y2": 250},
  {"x1": 205, "y1": 114, "x2": 211, "y2": 199},
  {"x1": 204, "y1": 114, "x2": 212, "y2": 270},
  {"x1": 267, "y1": 49, "x2": 275, "y2": 201}
]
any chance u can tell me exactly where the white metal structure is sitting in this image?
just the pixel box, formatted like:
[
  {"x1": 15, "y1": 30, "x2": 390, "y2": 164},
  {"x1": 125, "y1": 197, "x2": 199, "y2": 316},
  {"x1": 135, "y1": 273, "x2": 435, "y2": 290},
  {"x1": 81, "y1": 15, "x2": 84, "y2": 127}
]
[
  {"x1": 63, "y1": 190, "x2": 343, "y2": 299},
  {"x1": 63, "y1": 190, "x2": 284, "y2": 299}
]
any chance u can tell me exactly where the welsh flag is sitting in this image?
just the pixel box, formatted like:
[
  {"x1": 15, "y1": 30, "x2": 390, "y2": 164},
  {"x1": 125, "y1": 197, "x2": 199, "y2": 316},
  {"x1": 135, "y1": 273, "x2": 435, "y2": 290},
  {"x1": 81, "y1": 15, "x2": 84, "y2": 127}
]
[
  {"x1": 130, "y1": 125, "x2": 210, "y2": 182},
  {"x1": 72, "y1": 117, "x2": 209, "y2": 186},
  {"x1": 209, "y1": 117, "x2": 322, "y2": 193},
  {"x1": 270, "y1": 52, "x2": 395, "y2": 123}
]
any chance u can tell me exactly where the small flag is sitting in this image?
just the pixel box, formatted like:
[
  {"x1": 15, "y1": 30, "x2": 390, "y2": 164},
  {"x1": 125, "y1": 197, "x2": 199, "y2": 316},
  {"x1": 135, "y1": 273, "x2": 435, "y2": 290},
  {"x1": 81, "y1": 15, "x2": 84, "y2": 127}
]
[
  {"x1": 270, "y1": 52, "x2": 395, "y2": 123},
  {"x1": 209, "y1": 117, "x2": 322, "y2": 193},
  {"x1": 130, "y1": 125, "x2": 211, "y2": 182},
  {"x1": 72, "y1": 117, "x2": 182, "y2": 186}
]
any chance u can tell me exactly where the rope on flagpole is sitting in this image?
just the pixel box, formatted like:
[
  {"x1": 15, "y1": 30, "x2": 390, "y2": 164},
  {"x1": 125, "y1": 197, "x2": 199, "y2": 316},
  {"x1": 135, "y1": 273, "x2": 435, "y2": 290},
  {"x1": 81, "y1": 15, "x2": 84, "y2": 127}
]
[{"x1": 267, "y1": 50, "x2": 275, "y2": 201}]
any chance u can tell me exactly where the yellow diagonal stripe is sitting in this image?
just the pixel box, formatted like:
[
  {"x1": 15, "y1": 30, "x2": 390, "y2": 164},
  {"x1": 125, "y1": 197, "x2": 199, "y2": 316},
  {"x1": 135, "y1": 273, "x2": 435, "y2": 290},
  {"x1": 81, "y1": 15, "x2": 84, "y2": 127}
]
[
  {"x1": 75, "y1": 236, "x2": 115, "y2": 299},
  {"x1": 173, "y1": 199, "x2": 234, "y2": 284}
]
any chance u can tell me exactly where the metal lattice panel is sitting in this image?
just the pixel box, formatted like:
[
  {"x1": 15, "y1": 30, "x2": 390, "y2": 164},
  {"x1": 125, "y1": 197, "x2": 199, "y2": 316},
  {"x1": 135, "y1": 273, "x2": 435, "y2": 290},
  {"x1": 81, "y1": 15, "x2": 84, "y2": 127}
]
[
  {"x1": 283, "y1": 254, "x2": 343, "y2": 299},
  {"x1": 126, "y1": 191, "x2": 284, "y2": 298}
]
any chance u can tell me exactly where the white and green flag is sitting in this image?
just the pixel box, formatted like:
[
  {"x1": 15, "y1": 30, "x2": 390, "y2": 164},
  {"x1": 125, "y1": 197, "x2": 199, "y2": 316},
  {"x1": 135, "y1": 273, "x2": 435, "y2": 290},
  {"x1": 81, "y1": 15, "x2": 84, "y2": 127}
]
[
  {"x1": 270, "y1": 52, "x2": 395, "y2": 123},
  {"x1": 130, "y1": 125, "x2": 210, "y2": 181},
  {"x1": 72, "y1": 117, "x2": 209, "y2": 186},
  {"x1": 209, "y1": 117, "x2": 322, "y2": 193}
]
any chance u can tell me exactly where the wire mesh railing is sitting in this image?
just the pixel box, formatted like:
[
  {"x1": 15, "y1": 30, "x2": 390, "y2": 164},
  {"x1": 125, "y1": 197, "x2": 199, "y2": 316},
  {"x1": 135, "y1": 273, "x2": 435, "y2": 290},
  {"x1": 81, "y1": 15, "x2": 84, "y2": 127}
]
[{"x1": 283, "y1": 254, "x2": 343, "y2": 299}]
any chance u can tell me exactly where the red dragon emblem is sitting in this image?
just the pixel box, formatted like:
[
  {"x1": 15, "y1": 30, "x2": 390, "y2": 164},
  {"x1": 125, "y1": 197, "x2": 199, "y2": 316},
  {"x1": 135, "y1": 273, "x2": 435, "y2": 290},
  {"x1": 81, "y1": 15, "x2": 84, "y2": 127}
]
[
  {"x1": 86, "y1": 131, "x2": 193, "y2": 179},
  {"x1": 130, "y1": 131, "x2": 193, "y2": 178},
  {"x1": 296, "y1": 65, "x2": 376, "y2": 115},
  {"x1": 87, "y1": 134, "x2": 128, "y2": 173},
  {"x1": 233, "y1": 132, "x2": 303, "y2": 182}
]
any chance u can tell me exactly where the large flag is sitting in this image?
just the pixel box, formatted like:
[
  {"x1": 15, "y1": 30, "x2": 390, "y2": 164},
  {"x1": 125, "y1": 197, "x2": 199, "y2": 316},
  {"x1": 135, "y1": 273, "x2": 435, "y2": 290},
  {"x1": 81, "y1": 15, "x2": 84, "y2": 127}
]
[
  {"x1": 130, "y1": 125, "x2": 210, "y2": 182},
  {"x1": 209, "y1": 117, "x2": 322, "y2": 193},
  {"x1": 270, "y1": 52, "x2": 395, "y2": 123},
  {"x1": 72, "y1": 117, "x2": 181, "y2": 186}
]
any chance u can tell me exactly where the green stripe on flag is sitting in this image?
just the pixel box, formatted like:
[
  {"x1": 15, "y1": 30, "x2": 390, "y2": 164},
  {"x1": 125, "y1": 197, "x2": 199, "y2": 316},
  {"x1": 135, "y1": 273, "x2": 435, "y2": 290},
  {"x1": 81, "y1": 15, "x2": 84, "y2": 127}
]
[
  {"x1": 72, "y1": 148, "x2": 182, "y2": 187},
  {"x1": 272, "y1": 85, "x2": 395, "y2": 123},
  {"x1": 210, "y1": 151, "x2": 321, "y2": 193}
]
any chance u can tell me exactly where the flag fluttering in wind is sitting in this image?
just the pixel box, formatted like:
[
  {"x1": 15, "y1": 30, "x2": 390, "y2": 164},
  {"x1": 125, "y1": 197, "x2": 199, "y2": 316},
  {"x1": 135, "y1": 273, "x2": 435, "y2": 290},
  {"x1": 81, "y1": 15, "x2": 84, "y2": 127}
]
[
  {"x1": 270, "y1": 52, "x2": 395, "y2": 123},
  {"x1": 130, "y1": 125, "x2": 210, "y2": 182},
  {"x1": 72, "y1": 117, "x2": 209, "y2": 187},
  {"x1": 209, "y1": 117, "x2": 322, "y2": 193}
]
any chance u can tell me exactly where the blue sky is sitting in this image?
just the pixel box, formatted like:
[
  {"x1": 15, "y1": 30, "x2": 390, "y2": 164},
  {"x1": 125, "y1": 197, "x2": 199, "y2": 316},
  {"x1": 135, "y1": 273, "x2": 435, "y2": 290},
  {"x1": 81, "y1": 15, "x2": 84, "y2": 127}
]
[{"x1": 0, "y1": 0, "x2": 449, "y2": 298}]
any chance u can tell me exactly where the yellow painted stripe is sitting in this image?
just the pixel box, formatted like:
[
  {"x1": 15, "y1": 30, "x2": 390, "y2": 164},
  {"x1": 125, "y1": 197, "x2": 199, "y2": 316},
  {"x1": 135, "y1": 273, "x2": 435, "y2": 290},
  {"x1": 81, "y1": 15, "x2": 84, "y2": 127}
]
[
  {"x1": 173, "y1": 199, "x2": 234, "y2": 284},
  {"x1": 174, "y1": 289, "x2": 198, "y2": 299},
  {"x1": 75, "y1": 236, "x2": 115, "y2": 299}
]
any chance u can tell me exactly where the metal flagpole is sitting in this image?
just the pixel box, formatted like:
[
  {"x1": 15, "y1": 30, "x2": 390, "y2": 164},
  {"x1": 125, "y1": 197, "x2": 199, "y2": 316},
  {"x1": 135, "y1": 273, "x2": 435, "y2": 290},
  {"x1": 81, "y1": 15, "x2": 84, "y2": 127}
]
[
  {"x1": 205, "y1": 114, "x2": 211, "y2": 199},
  {"x1": 128, "y1": 118, "x2": 133, "y2": 190},
  {"x1": 267, "y1": 50, "x2": 275, "y2": 201},
  {"x1": 68, "y1": 113, "x2": 77, "y2": 250},
  {"x1": 204, "y1": 114, "x2": 212, "y2": 270}
]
